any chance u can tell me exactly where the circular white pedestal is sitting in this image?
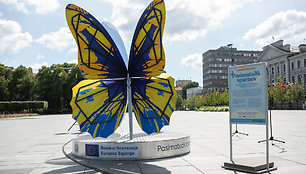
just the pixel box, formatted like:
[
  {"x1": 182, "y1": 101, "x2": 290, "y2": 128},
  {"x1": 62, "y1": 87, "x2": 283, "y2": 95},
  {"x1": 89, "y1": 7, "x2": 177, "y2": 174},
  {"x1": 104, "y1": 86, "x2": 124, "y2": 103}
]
[{"x1": 72, "y1": 131, "x2": 190, "y2": 160}]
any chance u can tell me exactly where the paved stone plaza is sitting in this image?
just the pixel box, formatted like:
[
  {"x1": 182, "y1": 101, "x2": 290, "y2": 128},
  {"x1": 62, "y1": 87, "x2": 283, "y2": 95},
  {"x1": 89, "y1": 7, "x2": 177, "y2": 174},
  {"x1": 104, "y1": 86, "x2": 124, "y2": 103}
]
[{"x1": 0, "y1": 111, "x2": 305, "y2": 173}]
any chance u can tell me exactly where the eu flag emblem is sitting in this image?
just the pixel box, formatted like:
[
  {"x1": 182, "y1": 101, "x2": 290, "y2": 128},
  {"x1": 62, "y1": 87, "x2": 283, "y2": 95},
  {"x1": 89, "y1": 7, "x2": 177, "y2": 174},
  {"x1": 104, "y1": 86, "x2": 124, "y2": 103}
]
[{"x1": 85, "y1": 144, "x2": 99, "y2": 157}]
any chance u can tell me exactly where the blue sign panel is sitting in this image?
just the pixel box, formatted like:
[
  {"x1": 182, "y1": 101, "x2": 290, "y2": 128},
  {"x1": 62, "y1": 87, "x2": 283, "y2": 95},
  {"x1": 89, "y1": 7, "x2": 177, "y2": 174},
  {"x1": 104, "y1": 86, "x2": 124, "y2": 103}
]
[
  {"x1": 85, "y1": 144, "x2": 99, "y2": 157},
  {"x1": 229, "y1": 63, "x2": 268, "y2": 124},
  {"x1": 99, "y1": 144, "x2": 139, "y2": 158}
]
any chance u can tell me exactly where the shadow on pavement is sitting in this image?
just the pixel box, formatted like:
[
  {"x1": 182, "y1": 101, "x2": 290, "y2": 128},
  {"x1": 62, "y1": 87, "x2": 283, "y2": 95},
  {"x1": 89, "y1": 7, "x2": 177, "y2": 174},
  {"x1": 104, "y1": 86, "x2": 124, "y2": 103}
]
[{"x1": 45, "y1": 155, "x2": 171, "y2": 174}]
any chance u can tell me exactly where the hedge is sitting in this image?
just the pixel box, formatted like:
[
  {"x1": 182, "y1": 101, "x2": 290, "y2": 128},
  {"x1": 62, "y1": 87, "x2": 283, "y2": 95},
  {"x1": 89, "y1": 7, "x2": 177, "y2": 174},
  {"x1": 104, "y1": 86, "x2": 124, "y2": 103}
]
[
  {"x1": 0, "y1": 101, "x2": 48, "y2": 113},
  {"x1": 196, "y1": 106, "x2": 229, "y2": 112}
]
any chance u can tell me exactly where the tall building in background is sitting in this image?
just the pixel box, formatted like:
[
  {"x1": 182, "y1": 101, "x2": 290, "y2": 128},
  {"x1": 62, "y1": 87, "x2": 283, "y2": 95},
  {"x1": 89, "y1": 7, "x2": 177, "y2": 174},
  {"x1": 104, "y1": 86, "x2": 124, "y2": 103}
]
[
  {"x1": 257, "y1": 40, "x2": 306, "y2": 87},
  {"x1": 202, "y1": 45, "x2": 262, "y2": 92}
]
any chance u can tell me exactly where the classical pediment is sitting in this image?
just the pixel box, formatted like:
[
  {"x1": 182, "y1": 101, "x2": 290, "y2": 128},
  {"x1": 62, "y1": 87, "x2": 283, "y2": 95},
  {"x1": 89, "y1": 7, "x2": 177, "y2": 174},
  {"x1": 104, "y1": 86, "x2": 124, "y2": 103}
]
[{"x1": 258, "y1": 45, "x2": 288, "y2": 62}]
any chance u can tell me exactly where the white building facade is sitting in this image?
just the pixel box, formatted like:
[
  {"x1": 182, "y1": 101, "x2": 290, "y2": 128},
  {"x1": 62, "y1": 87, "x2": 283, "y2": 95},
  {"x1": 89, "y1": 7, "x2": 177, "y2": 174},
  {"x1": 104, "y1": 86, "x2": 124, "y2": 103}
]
[
  {"x1": 257, "y1": 40, "x2": 306, "y2": 87},
  {"x1": 186, "y1": 87, "x2": 203, "y2": 99}
]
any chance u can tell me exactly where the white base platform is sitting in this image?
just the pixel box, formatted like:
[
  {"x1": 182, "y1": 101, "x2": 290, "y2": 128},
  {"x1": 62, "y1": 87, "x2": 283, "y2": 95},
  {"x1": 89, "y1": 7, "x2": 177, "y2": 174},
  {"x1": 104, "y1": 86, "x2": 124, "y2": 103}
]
[{"x1": 72, "y1": 131, "x2": 190, "y2": 160}]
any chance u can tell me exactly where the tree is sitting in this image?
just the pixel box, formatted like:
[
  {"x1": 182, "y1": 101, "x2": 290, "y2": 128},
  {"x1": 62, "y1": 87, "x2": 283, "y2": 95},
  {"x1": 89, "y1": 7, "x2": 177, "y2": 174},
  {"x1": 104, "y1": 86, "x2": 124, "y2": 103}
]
[
  {"x1": 285, "y1": 83, "x2": 305, "y2": 109},
  {"x1": 36, "y1": 63, "x2": 82, "y2": 113},
  {"x1": 175, "y1": 94, "x2": 183, "y2": 110},
  {"x1": 9, "y1": 65, "x2": 36, "y2": 101},
  {"x1": 182, "y1": 97, "x2": 195, "y2": 110},
  {"x1": 61, "y1": 63, "x2": 83, "y2": 112},
  {"x1": 194, "y1": 95, "x2": 205, "y2": 108},
  {"x1": 36, "y1": 65, "x2": 66, "y2": 113},
  {"x1": 269, "y1": 80, "x2": 286, "y2": 109},
  {"x1": 220, "y1": 90, "x2": 229, "y2": 106},
  {"x1": 182, "y1": 81, "x2": 199, "y2": 99},
  {"x1": 0, "y1": 63, "x2": 83, "y2": 113},
  {"x1": 0, "y1": 64, "x2": 13, "y2": 101}
]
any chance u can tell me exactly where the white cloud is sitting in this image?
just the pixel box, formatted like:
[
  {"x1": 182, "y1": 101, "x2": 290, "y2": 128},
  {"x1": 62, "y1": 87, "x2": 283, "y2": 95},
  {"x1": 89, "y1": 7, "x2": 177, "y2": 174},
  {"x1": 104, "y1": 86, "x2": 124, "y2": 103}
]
[
  {"x1": 31, "y1": 61, "x2": 48, "y2": 73},
  {"x1": 68, "y1": 47, "x2": 78, "y2": 55},
  {"x1": 244, "y1": 10, "x2": 306, "y2": 46},
  {"x1": 103, "y1": 0, "x2": 261, "y2": 43},
  {"x1": 36, "y1": 27, "x2": 74, "y2": 51},
  {"x1": 0, "y1": 19, "x2": 33, "y2": 54},
  {"x1": 26, "y1": 0, "x2": 59, "y2": 14},
  {"x1": 36, "y1": 54, "x2": 44, "y2": 60},
  {"x1": 0, "y1": 0, "x2": 27, "y2": 13},
  {"x1": 67, "y1": 59, "x2": 77, "y2": 64},
  {"x1": 0, "y1": 0, "x2": 59, "y2": 14},
  {"x1": 181, "y1": 53, "x2": 202, "y2": 71}
]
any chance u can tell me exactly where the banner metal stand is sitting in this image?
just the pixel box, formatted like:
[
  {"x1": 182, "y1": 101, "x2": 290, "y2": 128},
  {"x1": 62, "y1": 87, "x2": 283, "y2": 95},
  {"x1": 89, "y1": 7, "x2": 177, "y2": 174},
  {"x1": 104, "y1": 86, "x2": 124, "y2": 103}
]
[
  {"x1": 232, "y1": 124, "x2": 248, "y2": 137},
  {"x1": 223, "y1": 63, "x2": 277, "y2": 173}
]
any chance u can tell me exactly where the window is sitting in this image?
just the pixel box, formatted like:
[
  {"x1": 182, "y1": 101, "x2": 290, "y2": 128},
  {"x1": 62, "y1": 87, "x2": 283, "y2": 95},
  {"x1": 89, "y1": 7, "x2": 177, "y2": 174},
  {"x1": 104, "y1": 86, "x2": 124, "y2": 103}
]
[
  {"x1": 284, "y1": 78, "x2": 286, "y2": 84},
  {"x1": 291, "y1": 62, "x2": 294, "y2": 70},
  {"x1": 277, "y1": 66, "x2": 280, "y2": 74},
  {"x1": 304, "y1": 59, "x2": 306, "y2": 67},
  {"x1": 271, "y1": 67, "x2": 274, "y2": 74},
  {"x1": 292, "y1": 76, "x2": 295, "y2": 83},
  {"x1": 283, "y1": 64, "x2": 286, "y2": 73},
  {"x1": 298, "y1": 75, "x2": 302, "y2": 83},
  {"x1": 297, "y1": 61, "x2": 301, "y2": 68}
]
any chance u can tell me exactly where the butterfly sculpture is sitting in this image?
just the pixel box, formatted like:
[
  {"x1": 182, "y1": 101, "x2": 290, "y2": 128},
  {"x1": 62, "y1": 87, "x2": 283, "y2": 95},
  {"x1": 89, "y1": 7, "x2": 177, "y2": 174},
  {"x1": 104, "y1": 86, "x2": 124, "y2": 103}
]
[{"x1": 66, "y1": 0, "x2": 176, "y2": 138}]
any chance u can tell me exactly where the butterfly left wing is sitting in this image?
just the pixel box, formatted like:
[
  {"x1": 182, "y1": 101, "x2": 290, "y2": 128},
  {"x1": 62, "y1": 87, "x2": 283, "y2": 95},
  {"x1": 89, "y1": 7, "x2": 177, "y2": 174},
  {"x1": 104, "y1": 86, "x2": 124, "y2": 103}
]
[
  {"x1": 70, "y1": 79, "x2": 127, "y2": 138},
  {"x1": 131, "y1": 73, "x2": 176, "y2": 134},
  {"x1": 128, "y1": 0, "x2": 166, "y2": 77},
  {"x1": 66, "y1": 4, "x2": 127, "y2": 79}
]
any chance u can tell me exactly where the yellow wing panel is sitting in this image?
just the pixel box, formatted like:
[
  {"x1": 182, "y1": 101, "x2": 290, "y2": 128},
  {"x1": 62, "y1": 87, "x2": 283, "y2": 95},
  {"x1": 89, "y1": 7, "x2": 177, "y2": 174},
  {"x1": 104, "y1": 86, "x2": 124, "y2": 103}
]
[
  {"x1": 129, "y1": 0, "x2": 166, "y2": 77},
  {"x1": 70, "y1": 79, "x2": 127, "y2": 138},
  {"x1": 66, "y1": 4, "x2": 127, "y2": 79},
  {"x1": 131, "y1": 73, "x2": 177, "y2": 134}
]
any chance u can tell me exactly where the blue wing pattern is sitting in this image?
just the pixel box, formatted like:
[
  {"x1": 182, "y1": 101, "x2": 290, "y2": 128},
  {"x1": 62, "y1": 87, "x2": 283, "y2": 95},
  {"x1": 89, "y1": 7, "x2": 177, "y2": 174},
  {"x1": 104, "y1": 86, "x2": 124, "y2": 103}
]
[
  {"x1": 131, "y1": 73, "x2": 176, "y2": 134},
  {"x1": 128, "y1": 0, "x2": 166, "y2": 78},
  {"x1": 71, "y1": 79, "x2": 127, "y2": 138},
  {"x1": 66, "y1": 4, "x2": 127, "y2": 79}
]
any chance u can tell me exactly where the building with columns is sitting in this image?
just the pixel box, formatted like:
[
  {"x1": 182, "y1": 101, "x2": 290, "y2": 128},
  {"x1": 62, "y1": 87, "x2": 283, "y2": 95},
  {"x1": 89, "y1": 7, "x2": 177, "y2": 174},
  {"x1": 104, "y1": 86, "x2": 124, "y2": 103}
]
[{"x1": 257, "y1": 40, "x2": 306, "y2": 87}]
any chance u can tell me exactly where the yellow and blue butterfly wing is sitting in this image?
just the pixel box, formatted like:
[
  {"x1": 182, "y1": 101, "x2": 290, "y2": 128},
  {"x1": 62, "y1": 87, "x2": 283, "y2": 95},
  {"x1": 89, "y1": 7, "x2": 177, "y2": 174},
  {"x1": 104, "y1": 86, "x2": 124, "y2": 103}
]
[
  {"x1": 70, "y1": 79, "x2": 127, "y2": 138},
  {"x1": 66, "y1": 4, "x2": 127, "y2": 79},
  {"x1": 131, "y1": 73, "x2": 176, "y2": 134},
  {"x1": 128, "y1": 0, "x2": 165, "y2": 77}
]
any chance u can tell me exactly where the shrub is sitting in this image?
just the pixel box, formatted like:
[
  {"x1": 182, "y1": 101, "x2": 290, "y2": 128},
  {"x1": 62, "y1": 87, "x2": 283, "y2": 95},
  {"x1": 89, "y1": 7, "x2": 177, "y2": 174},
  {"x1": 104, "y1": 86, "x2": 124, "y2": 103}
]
[
  {"x1": 0, "y1": 101, "x2": 48, "y2": 113},
  {"x1": 196, "y1": 106, "x2": 229, "y2": 112}
]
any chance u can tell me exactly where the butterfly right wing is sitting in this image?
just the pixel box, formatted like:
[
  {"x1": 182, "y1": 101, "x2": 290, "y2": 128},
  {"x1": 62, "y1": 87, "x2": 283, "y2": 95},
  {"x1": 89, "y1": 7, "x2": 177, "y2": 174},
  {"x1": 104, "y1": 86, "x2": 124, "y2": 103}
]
[
  {"x1": 131, "y1": 73, "x2": 176, "y2": 134},
  {"x1": 128, "y1": 0, "x2": 166, "y2": 78},
  {"x1": 66, "y1": 4, "x2": 127, "y2": 79}
]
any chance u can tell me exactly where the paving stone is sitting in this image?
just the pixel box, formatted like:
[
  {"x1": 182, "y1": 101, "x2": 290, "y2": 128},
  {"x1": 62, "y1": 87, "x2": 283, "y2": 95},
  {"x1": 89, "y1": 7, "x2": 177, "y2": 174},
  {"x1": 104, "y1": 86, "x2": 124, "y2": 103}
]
[{"x1": 0, "y1": 111, "x2": 305, "y2": 173}]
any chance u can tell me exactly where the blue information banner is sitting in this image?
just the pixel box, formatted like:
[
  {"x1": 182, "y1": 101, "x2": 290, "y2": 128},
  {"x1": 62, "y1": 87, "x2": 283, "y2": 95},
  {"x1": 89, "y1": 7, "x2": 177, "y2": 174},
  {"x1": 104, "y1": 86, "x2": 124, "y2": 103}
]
[{"x1": 229, "y1": 63, "x2": 268, "y2": 124}]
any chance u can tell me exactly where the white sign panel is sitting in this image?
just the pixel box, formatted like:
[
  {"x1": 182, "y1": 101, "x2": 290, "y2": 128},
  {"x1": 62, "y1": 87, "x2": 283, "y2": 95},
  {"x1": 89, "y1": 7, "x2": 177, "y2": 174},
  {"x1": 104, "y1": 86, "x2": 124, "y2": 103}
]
[
  {"x1": 85, "y1": 144, "x2": 139, "y2": 158},
  {"x1": 229, "y1": 63, "x2": 267, "y2": 124}
]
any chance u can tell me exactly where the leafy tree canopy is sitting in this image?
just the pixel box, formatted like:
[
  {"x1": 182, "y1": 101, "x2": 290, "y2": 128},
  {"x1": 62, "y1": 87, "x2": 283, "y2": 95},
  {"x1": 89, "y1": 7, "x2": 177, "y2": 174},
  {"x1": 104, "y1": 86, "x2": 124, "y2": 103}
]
[{"x1": 182, "y1": 81, "x2": 199, "y2": 99}]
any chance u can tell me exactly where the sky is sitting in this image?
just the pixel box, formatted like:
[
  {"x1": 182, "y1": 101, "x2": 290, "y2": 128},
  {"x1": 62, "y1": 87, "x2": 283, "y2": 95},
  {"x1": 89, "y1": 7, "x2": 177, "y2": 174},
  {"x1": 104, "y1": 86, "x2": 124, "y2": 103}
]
[{"x1": 1, "y1": 0, "x2": 306, "y2": 86}]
